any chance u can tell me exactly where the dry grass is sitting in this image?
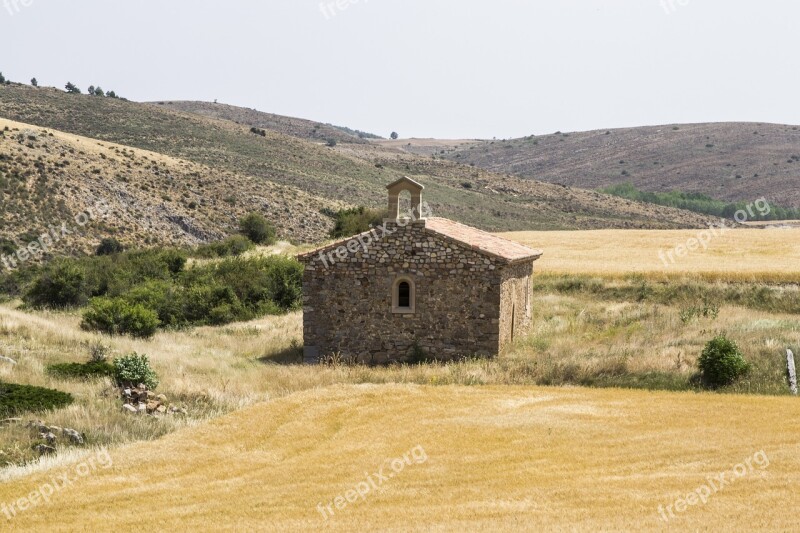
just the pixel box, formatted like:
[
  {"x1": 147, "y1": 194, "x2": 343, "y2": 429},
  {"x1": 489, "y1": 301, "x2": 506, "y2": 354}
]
[
  {"x1": 0, "y1": 385, "x2": 798, "y2": 531},
  {"x1": 502, "y1": 228, "x2": 800, "y2": 282}
]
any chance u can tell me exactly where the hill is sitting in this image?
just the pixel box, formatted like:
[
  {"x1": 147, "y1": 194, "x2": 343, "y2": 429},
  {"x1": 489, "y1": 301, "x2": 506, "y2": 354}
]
[
  {"x1": 443, "y1": 123, "x2": 800, "y2": 208},
  {"x1": 153, "y1": 100, "x2": 380, "y2": 144},
  {"x1": 0, "y1": 384, "x2": 796, "y2": 531},
  {"x1": 0, "y1": 117, "x2": 335, "y2": 257},
  {"x1": 0, "y1": 84, "x2": 724, "y2": 234}
]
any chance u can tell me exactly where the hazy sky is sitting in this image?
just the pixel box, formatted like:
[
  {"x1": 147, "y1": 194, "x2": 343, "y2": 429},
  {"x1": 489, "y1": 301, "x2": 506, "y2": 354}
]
[{"x1": 1, "y1": 0, "x2": 798, "y2": 139}]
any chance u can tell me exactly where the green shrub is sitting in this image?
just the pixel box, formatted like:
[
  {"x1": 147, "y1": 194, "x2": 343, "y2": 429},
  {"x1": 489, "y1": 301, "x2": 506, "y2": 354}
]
[
  {"x1": 182, "y1": 284, "x2": 243, "y2": 325},
  {"x1": 263, "y1": 255, "x2": 303, "y2": 310},
  {"x1": 113, "y1": 353, "x2": 159, "y2": 389},
  {"x1": 326, "y1": 206, "x2": 387, "y2": 238},
  {"x1": 96, "y1": 237, "x2": 124, "y2": 256},
  {"x1": 239, "y1": 213, "x2": 277, "y2": 245},
  {"x1": 82, "y1": 297, "x2": 160, "y2": 338},
  {"x1": 47, "y1": 361, "x2": 115, "y2": 380},
  {"x1": 159, "y1": 249, "x2": 188, "y2": 275},
  {"x1": 194, "y1": 236, "x2": 254, "y2": 258},
  {"x1": 698, "y1": 335, "x2": 750, "y2": 388},
  {"x1": 120, "y1": 280, "x2": 185, "y2": 328},
  {"x1": 0, "y1": 382, "x2": 74, "y2": 417},
  {"x1": 24, "y1": 260, "x2": 87, "y2": 308}
]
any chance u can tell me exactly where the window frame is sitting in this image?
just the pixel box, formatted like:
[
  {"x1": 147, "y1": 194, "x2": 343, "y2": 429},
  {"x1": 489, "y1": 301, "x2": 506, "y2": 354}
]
[{"x1": 392, "y1": 276, "x2": 416, "y2": 314}]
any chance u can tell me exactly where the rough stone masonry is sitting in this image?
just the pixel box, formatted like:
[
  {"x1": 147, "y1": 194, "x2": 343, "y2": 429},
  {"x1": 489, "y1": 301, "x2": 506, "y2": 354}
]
[{"x1": 297, "y1": 177, "x2": 543, "y2": 364}]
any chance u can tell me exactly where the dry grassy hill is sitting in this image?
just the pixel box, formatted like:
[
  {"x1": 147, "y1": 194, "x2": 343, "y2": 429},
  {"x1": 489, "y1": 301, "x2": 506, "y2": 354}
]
[
  {"x1": 0, "y1": 84, "x2": 724, "y2": 234},
  {"x1": 154, "y1": 100, "x2": 379, "y2": 144},
  {"x1": 0, "y1": 117, "x2": 335, "y2": 256},
  {"x1": 444, "y1": 123, "x2": 800, "y2": 207}
]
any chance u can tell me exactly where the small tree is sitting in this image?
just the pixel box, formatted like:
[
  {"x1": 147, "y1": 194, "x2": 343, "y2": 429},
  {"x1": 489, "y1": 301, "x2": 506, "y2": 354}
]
[
  {"x1": 87, "y1": 85, "x2": 95, "y2": 95},
  {"x1": 326, "y1": 138, "x2": 337, "y2": 147},
  {"x1": 390, "y1": 131, "x2": 399, "y2": 140},
  {"x1": 0, "y1": 72, "x2": 5, "y2": 84},
  {"x1": 65, "y1": 82, "x2": 81, "y2": 94},
  {"x1": 24, "y1": 260, "x2": 87, "y2": 309},
  {"x1": 94, "y1": 86, "x2": 104, "y2": 97},
  {"x1": 106, "y1": 90, "x2": 117, "y2": 98},
  {"x1": 239, "y1": 212, "x2": 277, "y2": 245},
  {"x1": 698, "y1": 335, "x2": 750, "y2": 388},
  {"x1": 30, "y1": 77, "x2": 38, "y2": 87}
]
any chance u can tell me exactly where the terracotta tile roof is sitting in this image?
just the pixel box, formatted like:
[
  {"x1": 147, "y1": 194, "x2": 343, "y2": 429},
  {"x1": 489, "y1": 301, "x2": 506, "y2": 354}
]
[{"x1": 424, "y1": 217, "x2": 543, "y2": 263}]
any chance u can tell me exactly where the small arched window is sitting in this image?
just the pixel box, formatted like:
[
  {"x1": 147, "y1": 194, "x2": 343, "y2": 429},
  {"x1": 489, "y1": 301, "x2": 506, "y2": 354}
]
[
  {"x1": 398, "y1": 282, "x2": 411, "y2": 308},
  {"x1": 392, "y1": 277, "x2": 416, "y2": 314}
]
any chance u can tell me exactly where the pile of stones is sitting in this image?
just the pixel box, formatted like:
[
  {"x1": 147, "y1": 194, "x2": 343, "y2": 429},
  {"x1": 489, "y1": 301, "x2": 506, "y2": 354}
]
[{"x1": 121, "y1": 385, "x2": 185, "y2": 416}]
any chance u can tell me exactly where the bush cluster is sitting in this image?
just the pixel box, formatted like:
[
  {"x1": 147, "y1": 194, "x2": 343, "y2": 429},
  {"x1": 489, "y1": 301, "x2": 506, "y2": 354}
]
[
  {"x1": 16, "y1": 244, "x2": 301, "y2": 337},
  {"x1": 698, "y1": 335, "x2": 750, "y2": 388},
  {"x1": 194, "y1": 235, "x2": 254, "y2": 258}
]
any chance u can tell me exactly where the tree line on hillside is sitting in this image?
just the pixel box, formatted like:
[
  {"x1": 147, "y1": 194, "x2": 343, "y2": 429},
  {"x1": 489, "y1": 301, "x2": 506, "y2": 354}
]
[
  {"x1": 64, "y1": 82, "x2": 121, "y2": 98},
  {"x1": 601, "y1": 182, "x2": 800, "y2": 221},
  {"x1": 0, "y1": 70, "x2": 124, "y2": 98}
]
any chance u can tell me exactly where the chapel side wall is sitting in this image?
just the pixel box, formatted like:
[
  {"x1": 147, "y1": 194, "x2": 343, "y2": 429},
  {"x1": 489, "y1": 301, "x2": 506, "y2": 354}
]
[
  {"x1": 498, "y1": 261, "x2": 534, "y2": 351},
  {"x1": 302, "y1": 222, "x2": 503, "y2": 364}
]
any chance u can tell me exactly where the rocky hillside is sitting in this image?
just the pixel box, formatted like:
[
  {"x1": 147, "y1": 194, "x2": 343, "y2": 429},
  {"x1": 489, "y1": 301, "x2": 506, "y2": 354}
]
[
  {"x1": 0, "y1": 84, "x2": 724, "y2": 238},
  {"x1": 443, "y1": 123, "x2": 800, "y2": 207},
  {"x1": 0, "y1": 117, "x2": 335, "y2": 259}
]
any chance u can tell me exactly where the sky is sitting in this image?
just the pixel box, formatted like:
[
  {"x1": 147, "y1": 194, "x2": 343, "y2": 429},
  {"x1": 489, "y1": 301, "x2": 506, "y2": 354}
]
[{"x1": 1, "y1": 0, "x2": 798, "y2": 139}]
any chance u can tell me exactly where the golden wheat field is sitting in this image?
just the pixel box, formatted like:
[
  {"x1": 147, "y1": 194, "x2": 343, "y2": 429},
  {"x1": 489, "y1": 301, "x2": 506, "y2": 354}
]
[
  {"x1": 502, "y1": 228, "x2": 800, "y2": 280},
  {"x1": 0, "y1": 385, "x2": 798, "y2": 531}
]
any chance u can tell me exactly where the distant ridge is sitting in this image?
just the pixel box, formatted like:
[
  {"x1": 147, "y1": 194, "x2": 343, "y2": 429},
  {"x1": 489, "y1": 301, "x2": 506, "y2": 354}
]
[{"x1": 443, "y1": 123, "x2": 800, "y2": 208}]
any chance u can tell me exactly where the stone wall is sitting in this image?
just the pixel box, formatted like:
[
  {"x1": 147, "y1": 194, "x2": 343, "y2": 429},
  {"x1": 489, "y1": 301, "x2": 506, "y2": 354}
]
[
  {"x1": 498, "y1": 261, "x2": 535, "y2": 350},
  {"x1": 300, "y1": 220, "x2": 506, "y2": 364}
]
